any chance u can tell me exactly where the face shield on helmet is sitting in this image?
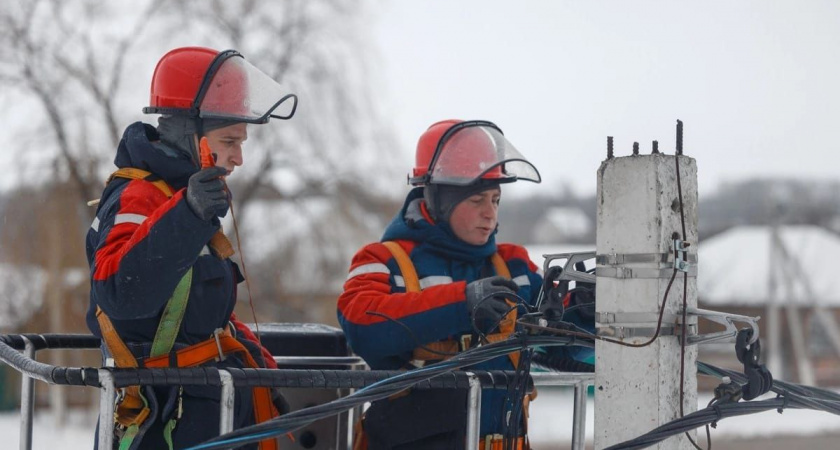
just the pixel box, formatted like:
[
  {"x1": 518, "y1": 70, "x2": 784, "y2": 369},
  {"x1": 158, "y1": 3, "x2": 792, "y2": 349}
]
[
  {"x1": 143, "y1": 48, "x2": 297, "y2": 124},
  {"x1": 410, "y1": 120, "x2": 541, "y2": 186},
  {"x1": 197, "y1": 53, "x2": 297, "y2": 123}
]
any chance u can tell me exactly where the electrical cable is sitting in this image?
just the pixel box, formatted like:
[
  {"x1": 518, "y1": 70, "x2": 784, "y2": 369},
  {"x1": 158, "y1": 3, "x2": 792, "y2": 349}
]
[
  {"x1": 226, "y1": 198, "x2": 262, "y2": 344},
  {"x1": 471, "y1": 291, "x2": 533, "y2": 344},
  {"x1": 364, "y1": 311, "x2": 460, "y2": 357},
  {"x1": 605, "y1": 363, "x2": 840, "y2": 450},
  {"x1": 675, "y1": 152, "x2": 705, "y2": 450}
]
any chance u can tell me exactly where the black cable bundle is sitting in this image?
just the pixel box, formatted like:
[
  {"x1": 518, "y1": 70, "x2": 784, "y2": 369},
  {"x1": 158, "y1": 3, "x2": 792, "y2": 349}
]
[
  {"x1": 604, "y1": 362, "x2": 840, "y2": 449},
  {"x1": 501, "y1": 341, "x2": 533, "y2": 450}
]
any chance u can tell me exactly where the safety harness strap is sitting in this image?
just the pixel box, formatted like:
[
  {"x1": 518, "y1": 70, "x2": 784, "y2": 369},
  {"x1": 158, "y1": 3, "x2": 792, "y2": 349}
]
[
  {"x1": 381, "y1": 241, "x2": 420, "y2": 292},
  {"x1": 381, "y1": 241, "x2": 520, "y2": 368},
  {"x1": 108, "y1": 167, "x2": 175, "y2": 197},
  {"x1": 490, "y1": 253, "x2": 520, "y2": 368},
  {"x1": 480, "y1": 435, "x2": 528, "y2": 450},
  {"x1": 96, "y1": 306, "x2": 150, "y2": 435},
  {"x1": 411, "y1": 332, "x2": 512, "y2": 361},
  {"x1": 108, "y1": 168, "x2": 235, "y2": 259},
  {"x1": 138, "y1": 326, "x2": 279, "y2": 450},
  {"x1": 150, "y1": 270, "x2": 194, "y2": 358}
]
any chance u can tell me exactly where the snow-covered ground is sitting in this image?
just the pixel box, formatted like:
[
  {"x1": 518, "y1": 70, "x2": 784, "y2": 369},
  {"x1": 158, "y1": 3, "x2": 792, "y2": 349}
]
[{"x1": 3, "y1": 388, "x2": 840, "y2": 449}]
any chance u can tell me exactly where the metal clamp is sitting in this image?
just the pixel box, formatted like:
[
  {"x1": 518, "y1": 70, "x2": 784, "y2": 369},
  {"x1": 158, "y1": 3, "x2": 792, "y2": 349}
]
[
  {"x1": 596, "y1": 252, "x2": 697, "y2": 265},
  {"x1": 681, "y1": 307, "x2": 760, "y2": 346},
  {"x1": 673, "y1": 239, "x2": 692, "y2": 273},
  {"x1": 593, "y1": 243, "x2": 698, "y2": 279},
  {"x1": 595, "y1": 266, "x2": 697, "y2": 279},
  {"x1": 542, "y1": 251, "x2": 596, "y2": 285},
  {"x1": 213, "y1": 328, "x2": 227, "y2": 362},
  {"x1": 596, "y1": 311, "x2": 688, "y2": 340},
  {"x1": 596, "y1": 308, "x2": 760, "y2": 346}
]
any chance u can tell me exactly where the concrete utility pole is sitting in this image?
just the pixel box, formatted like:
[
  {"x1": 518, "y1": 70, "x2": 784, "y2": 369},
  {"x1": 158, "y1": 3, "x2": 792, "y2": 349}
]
[{"x1": 594, "y1": 141, "x2": 699, "y2": 448}]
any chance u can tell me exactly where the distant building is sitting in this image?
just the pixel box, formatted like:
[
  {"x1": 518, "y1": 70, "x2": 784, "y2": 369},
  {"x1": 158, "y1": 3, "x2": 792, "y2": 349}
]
[
  {"x1": 698, "y1": 224, "x2": 840, "y2": 387},
  {"x1": 531, "y1": 206, "x2": 593, "y2": 244}
]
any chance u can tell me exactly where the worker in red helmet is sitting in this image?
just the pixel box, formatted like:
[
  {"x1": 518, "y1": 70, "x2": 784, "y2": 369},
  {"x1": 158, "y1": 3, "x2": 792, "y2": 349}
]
[
  {"x1": 339, "y1": 120, "x2": 591, "y2": 449},
  {"x1": 85, "y1": 47, "x2": 296, "y2": 450}
]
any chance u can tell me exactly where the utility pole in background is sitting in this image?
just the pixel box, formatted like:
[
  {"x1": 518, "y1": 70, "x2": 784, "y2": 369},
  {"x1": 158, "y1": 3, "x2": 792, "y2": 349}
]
[{"x1": 594, "y1": 128, "x2": 699, "y2": 449}]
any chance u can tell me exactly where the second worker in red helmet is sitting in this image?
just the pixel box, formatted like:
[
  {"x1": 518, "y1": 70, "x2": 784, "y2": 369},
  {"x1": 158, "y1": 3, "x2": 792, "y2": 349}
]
[{"x1": 338, "y1": 120, "x2": 591, "y2": 449}]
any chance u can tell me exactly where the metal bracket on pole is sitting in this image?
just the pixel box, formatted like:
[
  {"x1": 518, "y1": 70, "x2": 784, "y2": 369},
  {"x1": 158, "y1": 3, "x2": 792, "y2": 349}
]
[
  {"x1": 596, "y1": 311, "x2": 688, "y2": 340},
  {"x1": 597, "y1": 308, "x2": 760, "y2": 346},
  {"x1": 681, "y1": 307, "x2": 761, "y2": 346},
  {"x1": 593, "y1": 244, "x2": 698, "y2": 279}
]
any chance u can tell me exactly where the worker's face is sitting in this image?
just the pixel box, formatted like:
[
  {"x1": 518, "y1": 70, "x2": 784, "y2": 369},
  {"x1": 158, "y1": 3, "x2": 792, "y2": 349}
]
[
  {"x1": 204, "y1": 123, "x2": 248, "y2": 174},
  {"x1": 448, "y1": 187, "x2": 500, "y2": 245}
]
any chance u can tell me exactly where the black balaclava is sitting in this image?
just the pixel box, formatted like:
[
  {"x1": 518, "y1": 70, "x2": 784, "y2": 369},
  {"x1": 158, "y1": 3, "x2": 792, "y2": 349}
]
[
  {"x1": 157, "y1": 115, "x2": 239, "y2": 165},
  {"x1": 423, "y1": 179, "x2": 502, "y2": 223}
]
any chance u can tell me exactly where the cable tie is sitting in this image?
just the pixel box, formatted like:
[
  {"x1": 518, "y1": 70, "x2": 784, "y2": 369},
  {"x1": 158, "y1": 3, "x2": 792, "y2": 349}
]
[
  {"x1": 711, "y1": 403, "x2": 724, "y2": 428},
  {"x1": 776, "y1": 392, "x2": 788, "y2": 414}
]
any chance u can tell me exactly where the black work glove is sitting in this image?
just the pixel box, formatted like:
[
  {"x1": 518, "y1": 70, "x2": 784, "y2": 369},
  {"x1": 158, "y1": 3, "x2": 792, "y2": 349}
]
[
  {"x1": 567, "y1": 286, "x2": 596, "y2": 322},
  {"x1": 185, "y1": 166, "x2": 229, "y2": 221},
  {"x1": 465, "y1": 276, "x2": 519, "y2": 334}
]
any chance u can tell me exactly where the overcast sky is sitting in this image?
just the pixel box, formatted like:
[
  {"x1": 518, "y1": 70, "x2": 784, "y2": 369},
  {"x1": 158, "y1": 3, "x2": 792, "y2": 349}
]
[{"x1": 371, "y1": 0, "x2": 840, "y2": 198}]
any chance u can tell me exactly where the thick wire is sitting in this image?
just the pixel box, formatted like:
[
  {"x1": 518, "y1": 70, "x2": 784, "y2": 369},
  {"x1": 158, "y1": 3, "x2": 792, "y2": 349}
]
[
  {"x1": 603, "y1": 361, "x2": 840, "y2": 449},
  {"x1": 225, "y1": 181, "x2": 261, "y2": 344},
  {"x1": 365, "y1": 311, "x2": 459, "y2": 357},
  {"x1": 471, "y1": 291, "x2": 534, "y2": 344},
  {"x1": 675, "y1": 154, "x2": 704, "y2": 450}
]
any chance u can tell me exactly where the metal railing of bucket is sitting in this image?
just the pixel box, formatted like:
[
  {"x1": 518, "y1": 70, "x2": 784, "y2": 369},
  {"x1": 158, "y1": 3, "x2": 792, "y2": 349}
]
[{"x1": 0, "y1": 333, "x2": 593, "y2": 450}]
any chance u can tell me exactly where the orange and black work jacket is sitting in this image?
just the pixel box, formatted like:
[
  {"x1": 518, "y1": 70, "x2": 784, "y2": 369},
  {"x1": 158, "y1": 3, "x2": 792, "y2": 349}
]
[
  {"x1": 338, "y1": 187, "x2": 543, "y2": 439},
  {"x1": 85, "y1": 122, "x2": 273, "y2": 449}
]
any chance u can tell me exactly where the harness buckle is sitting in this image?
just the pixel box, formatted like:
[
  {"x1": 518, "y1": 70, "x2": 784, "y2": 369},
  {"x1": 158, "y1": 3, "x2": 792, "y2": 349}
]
[
  {"x1": 176, "y1": 386, "x2": 184, "y2": 420},
  {"x1": 113, "y1": 389, "x2": 126, "y2": 428},
  {"x1": 460, "y1": 334, "x2": 472, "y2": 352},
  {"x1": 213, "y1": 328, "x2": 227, "y2": 362}
]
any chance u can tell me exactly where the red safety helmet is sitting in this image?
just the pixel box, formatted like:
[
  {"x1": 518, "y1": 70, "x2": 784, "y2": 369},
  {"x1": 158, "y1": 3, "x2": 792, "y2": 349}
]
[
  {"x1": 143, "y1": 46, "x2": 297, "y2": 123},
  {"x1": 409, "y1": 120, "x2": 541, "y2": 186}
]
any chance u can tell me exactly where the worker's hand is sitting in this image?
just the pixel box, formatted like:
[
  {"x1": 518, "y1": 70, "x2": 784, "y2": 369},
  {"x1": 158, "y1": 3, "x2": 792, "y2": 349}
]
[
  {"x1": 465, "y1": 276, "x2": 518, "y2": 334},
  {"x1": 186, "y1": 166, "x2": 229, "y2": 221}
]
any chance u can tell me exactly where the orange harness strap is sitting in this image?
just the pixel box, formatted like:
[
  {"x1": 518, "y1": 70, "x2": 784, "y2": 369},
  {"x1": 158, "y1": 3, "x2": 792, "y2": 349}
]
[
  {"x1": 382, "y1": 242, "x2": 520, "y2": 367},
  {"x1": 96, "y1": 307, "x2": 149, "y2": 428},
  {"x1": 108, "y1": 168, "x2": 234, "y2": 259},
  {"x1": 480, "y1": 435, "x2": 528, "y2": 450},
  {"x1": 143, "y1": 328, "x2": 279, "y2": 450},
  {"x1": 411, "y1": 332, "x2": 512, "y2": 362},
  {"x1": 381, "y1": 241, "x2": 420, "y2": 292}
]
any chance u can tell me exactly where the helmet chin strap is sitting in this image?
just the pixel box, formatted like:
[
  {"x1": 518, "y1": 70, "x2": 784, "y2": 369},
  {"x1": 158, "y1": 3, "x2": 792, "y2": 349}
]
[
  {"x1": 192, "y1": 117, "x2": 205, "y2": 168},
  {"x1": 191, "y1": 134, "x2": 203, "y2": 169}
]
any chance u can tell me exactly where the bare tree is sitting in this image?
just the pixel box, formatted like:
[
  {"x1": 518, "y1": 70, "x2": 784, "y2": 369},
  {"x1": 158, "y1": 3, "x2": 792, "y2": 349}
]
[
  {"x1": 162, "y1": 1, "x2": 404, "y2": 315},
  {"x1": 0, "y1": 0, "x2": 165, "y2": 204},
  {"x1": 0, "y1": 0, "x2": 403, "y2": 325}
]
